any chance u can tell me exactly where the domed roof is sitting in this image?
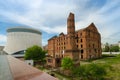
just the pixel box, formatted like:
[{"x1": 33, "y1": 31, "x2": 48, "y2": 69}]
[{"x1": 7, "y1": 27, "x2": 42, "y2": 35}]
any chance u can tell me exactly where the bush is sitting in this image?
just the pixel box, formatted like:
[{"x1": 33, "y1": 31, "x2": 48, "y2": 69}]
[
  {"x1": 61, "y1": 57, "x2": 73, "y2": 70},
  {"x1": 72, "y1": 63, "x2": 107, "y2": 80}
]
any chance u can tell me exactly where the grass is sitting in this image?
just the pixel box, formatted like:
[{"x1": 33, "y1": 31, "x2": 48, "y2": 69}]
[
  {"x1": 81, "y1": 54, "x2": 120, "y2": 80},
  {"x1": 81, "y1": 54, "x2": 120, "y2": 64},
  {"x1": 37, "y1": 54, "x2": 120, "y2": 80}
]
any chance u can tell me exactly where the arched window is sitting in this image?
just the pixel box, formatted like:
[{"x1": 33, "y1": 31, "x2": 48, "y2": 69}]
[{"x1": 81, "y1": 50, "x2": 84, "y2": 53}]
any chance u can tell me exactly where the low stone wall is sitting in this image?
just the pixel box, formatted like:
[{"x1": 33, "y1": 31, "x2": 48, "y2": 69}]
[
  {"x1": 0, "y1": 51, "x2": 4, "y2": 55},
  {"x1": 102, "y1": 52, "x2": 120, "y2": 54},
  {"x1": 0, "y1": 46, "x2": 4, "y2": 51}
]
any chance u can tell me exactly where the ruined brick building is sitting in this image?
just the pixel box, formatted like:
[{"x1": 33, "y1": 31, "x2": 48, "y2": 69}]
[{"x1": 47, "y1": 13, "x2": 102, "y2": 67}]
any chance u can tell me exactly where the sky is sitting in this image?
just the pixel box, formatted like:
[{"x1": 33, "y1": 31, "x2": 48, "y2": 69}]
[{"x1": 0, "y1": 0, "x2": 120, "y2": 46}]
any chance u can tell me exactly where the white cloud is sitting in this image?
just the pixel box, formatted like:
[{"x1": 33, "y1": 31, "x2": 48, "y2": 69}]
[
  {"x1": 0, "y1": 0, "x2": 84, "y2": 33},
  {"x1": 0, "y1": 0, "x2": 120, "y2": 45},
  {"x1": 0, "y1": 34, "x2": 7, "y2": 46},
  {"x1": 99, "y1": 0, "x2": 120, "y2": 14},
  {"x1": 74, "y1": 0, "x2": 120, "y2": 44}
]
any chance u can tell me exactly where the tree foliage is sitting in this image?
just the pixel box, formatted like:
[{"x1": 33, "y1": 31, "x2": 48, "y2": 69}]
[
  {"x1": 110, "y1": 45, "x2": 119, "y2": 52},
  {"x1": 61, "y1": 57, "x2": 73, "y2": 70},
  {"x1": 103, "y1": 43, "x2": 119, "y2": 52},
  {"x1": 104, "y1": 43, "x2": 110, "y2": 52},
  {"x1": 24, "y1": 45, "x2": 47, "y2": 61}
]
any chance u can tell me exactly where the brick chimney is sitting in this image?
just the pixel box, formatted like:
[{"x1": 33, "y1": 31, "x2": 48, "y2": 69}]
[
  {"x1": 67, "y1": 12, "x2": 75, "y2": 36},
  {"x1": 65, "y1": 12, "x2": 79, "y2": 61}
]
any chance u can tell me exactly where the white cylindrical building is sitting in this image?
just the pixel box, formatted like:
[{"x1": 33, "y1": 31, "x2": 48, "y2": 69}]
[{"x1": 4, "y1": 27, "x2": 42, "y2": 54}]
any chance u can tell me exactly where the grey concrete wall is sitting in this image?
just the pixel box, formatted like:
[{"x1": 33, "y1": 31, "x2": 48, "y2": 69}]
[
  {"x1": 4, "y1": 32, "x2": 42, "y2": 54},
  {"x1": 102, "y1": 52, "x2": 120, "y2": 54}
]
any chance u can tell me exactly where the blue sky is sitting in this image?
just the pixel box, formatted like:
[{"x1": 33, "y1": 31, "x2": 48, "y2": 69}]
[{"x1": 0, "y1": 0, "x2": 120, "y2": 46}]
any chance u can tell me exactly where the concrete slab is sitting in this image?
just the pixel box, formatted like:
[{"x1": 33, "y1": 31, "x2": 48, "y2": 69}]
[{"x1": 0, "y1": 55, "x2": 13, "y2": 80}]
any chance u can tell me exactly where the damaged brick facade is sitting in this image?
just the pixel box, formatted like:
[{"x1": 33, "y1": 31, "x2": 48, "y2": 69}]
[{"x1": 47, "y1": 13, "x2": 102, "y2": 67}]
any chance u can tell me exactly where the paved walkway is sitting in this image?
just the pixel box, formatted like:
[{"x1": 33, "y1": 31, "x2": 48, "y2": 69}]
[
  {"x1": 0, "y1": 55, "x2": 57, "y2": 80},
  {"x1": 0, "y1": 55, "x2": 13, "y2": 80}
]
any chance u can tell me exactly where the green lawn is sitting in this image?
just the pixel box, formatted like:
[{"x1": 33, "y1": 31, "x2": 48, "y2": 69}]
[{"x1": 80, "y1": 54, "x2": 120, "y2": 80}]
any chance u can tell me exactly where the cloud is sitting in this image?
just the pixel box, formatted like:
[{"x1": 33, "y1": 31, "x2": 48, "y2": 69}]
[
  {"x1": 0, "y1": 34, "x2": 7, "y2": 46},
  {"x1": 0, "y1": 0, "x2": 83, "y2": 33},
  {"x1": 0, "y1": 0, "x2": 120, "y2": 45},
  {"x1": 74, "y1": 0, "x2": 120, "y2": 44}
]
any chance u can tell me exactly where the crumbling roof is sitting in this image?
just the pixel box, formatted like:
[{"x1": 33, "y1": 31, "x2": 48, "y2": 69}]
[
  {"x1": 59, "y1": 32, "x2": 65, "y2": 36},
  {"x1": 76, "y1": 28, "x2": 86, "y2": 32},
  {"x1": 48, "y1": 35, "x2": 58, "y2": 41},
  {"x1": 76, "y1": 22, "x2": 97, "y2": 32}
]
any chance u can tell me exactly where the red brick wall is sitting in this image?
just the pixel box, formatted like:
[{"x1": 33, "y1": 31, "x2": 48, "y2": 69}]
[{"x1": 47, "y1": 13, "x2": 102, "y2": 67}]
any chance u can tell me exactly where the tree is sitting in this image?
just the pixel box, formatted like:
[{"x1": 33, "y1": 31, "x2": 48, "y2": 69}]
[
  {"x1": 24, "y1": 45, "x2": 47, "y2": 61},
  {"x1": 103, "y1": 43, "x2": 120, "y2": 52},
  {"x1": 104, "y1": 43, "x2": 110, "y2": 52},
  {"x1": 61, "y1": 57, "x2": 73, "y2": 70},
  {"x1": 110, "y1": 45, "x2": 119, "y2": 52}
]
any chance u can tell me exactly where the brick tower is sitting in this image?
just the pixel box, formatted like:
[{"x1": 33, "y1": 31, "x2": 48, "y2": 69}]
[{"x1": 64, "y1": 13, "x2": 79, "y2": 61}]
